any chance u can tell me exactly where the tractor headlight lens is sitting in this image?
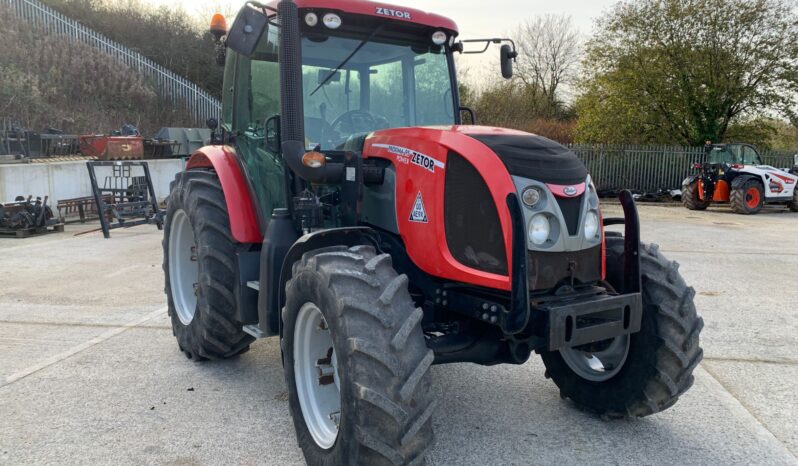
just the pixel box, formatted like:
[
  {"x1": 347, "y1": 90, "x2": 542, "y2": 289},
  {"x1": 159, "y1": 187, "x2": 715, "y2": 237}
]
[
  {"x1": 584, "y1": 210, "x2": 600, "y2": 240},
  {"x1": 432, "y1": 30, "x2": 447, "y2": 45},
  {"x1": 323, "y1": 13, "x2": 341, "y2": 29},
  {"x1": 528, "y1": 214, "x2": 550, "y2": 245},
  {"x1": 305, "y1": 12, "x2": 318, "y2": 27},
  {"x1": 521, "y1": 187, "x2": 541, "y2": 207}
]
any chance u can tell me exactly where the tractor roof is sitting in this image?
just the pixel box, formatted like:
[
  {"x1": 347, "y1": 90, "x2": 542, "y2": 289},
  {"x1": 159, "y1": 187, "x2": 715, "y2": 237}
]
[{"x1": 268, "y1": 0, "x2": 459, "y2": 33}]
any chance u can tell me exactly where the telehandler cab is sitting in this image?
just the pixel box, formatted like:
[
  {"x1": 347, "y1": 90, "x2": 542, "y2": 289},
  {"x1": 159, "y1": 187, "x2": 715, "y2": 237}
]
[{"x1": 164, "y1": 1, "x2": 704, "y2": 464}]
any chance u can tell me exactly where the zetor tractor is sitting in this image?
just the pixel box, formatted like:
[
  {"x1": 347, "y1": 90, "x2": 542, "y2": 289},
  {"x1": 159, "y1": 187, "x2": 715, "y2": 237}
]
[
  {"x1": 163, "y1": 1, "x2": 704, "y2": 464},
  {"x1": 682, "y1": 143, "x2": 798, "y2": 214}
]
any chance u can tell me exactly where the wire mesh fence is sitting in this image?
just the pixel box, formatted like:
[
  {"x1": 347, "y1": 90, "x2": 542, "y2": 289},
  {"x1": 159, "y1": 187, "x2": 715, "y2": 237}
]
[
  {"x1": 568, "y1": 144, "x2": 797, "y2": 193},
  {"x1": 5, "y1": 0, "x2": 222, "y2": 126}
]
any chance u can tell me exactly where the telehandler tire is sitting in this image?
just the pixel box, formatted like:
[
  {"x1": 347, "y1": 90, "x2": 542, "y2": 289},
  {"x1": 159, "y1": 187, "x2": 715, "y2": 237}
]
[
  {"x1": 540, "y1": 235, "x2": 703, "y2": 418},
  {"x1": 283, "y1": 245, "x2": 435, "y2": 466},
  {"x1": 682, "y1": 180, "x2": 709, "y2": 210},
  {"x1": 163, "y1": 170, "x2": 254, "y2": 360},
  {"x1": 730, "y1": 178, "x2": 764, "y2": 214},
  {"x1": 789, "y1": 187, "x2": 798, "y2": 212}
]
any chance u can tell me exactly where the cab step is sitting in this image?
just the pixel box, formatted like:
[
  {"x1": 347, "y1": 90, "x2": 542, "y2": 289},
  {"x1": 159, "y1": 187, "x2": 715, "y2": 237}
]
[{"x1": 243, "y1": 324, "x2": 266, "y2": 339}]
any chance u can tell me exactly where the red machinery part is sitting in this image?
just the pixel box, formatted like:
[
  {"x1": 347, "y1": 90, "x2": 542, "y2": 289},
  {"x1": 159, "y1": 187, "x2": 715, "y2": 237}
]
[
  {"x1": 364, "y1": 125, "x2": 522, "y2": 291},
  {"x1": 185, "y1": 146, "x2": 263, "y2": 244},
  {"x1": 267, "y1": 0, "x2": 459, "y2": 33},
  {"x1": 79, "y1": 135, "x2": 144, "y2": 160}
]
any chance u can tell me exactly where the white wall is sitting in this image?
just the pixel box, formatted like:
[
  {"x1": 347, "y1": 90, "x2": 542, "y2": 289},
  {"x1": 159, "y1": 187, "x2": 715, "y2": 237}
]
[{"x1": 0, "y1": 159, "x2": 184, "y2": 205}]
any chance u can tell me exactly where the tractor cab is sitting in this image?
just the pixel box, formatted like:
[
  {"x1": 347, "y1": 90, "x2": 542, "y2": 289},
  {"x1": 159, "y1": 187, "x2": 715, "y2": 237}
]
[{"x1": 211, "y1": 1, "x2": 514, "y2": 226}]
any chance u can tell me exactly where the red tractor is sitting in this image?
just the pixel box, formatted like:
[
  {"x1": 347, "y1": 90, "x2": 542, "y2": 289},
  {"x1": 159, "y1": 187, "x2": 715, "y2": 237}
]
[{"x1": 163, "y1": 1, "x2": 704, "y2": 464}]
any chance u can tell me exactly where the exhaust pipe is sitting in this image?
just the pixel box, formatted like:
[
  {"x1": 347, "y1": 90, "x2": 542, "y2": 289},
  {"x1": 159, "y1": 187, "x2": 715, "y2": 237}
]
[{"x1": 278, "y1": 0, "x2": 344, "y2": 184}]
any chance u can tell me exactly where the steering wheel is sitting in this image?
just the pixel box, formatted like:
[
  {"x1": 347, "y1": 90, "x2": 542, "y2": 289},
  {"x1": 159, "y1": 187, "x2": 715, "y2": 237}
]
[{"x1": 330, "y1": 110, "x2": 379, "y2": 136}]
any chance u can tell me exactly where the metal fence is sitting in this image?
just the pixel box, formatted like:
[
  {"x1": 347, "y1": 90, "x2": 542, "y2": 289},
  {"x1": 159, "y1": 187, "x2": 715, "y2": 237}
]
[
  {"x1": 5, "y1": 0, "x2": 222, "y2": 126},
  {"x1": 568, "y1": 144, "x2": 797, "y2": 193}
]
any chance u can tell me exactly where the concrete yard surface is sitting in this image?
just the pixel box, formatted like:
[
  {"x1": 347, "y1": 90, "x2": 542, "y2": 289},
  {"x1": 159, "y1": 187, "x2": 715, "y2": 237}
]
[{"x1": 1, "y1": 204, "x2": 797, "y2": 465}]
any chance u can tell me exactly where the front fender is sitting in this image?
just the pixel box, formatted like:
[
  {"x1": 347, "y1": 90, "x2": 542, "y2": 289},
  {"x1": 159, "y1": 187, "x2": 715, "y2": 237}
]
[
  {"x1": 276, "y1": 227, "x2": 380, "y2": 336},
  {"x1": 185, "y1": 145, "x2": 262, "y2": 243}
]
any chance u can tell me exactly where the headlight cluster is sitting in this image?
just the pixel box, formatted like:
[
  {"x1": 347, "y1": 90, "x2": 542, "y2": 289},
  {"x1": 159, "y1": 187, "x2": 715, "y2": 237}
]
[
  {"x1": 522, "y1": 187, "x2": 541, "y2": 207},
  {"x1": 528, "y1": 214, "x2": 550, "y2": 245},
  {"x1": 584, "y1": 210, "x2": 600, "y2": 240}
]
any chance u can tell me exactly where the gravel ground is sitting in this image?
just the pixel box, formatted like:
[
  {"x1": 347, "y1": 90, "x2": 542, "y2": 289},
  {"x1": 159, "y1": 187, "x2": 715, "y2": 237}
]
[{"x1": 1, "y1": 203, "x2": 796, "y2": 465}]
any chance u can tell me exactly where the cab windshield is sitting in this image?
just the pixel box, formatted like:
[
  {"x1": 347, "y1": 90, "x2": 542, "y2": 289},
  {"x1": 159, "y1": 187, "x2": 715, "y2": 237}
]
[
  {"x1": 708, "y1": 144, "x2": 763, "y2": 165},
  {"x1": 301, "y1": 33, "x2": 455, "y2": 150}
]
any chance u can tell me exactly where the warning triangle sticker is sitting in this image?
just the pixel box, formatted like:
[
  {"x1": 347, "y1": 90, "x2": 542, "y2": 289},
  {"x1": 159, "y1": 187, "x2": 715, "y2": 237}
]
[{"x1": 409, "y1": 192, "x2": 428, "y2": 223}]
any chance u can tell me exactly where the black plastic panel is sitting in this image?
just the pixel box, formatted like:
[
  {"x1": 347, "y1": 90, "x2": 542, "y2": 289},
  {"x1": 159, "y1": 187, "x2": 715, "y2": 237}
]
[
  {"x1": 444, "y1": 152, "x2": 508, "y2": 275},
  {"x1": 527, "y1": 245, "x2": 601, "y2": 291},
  {"x1": 468, "y1": 133, "x2": 587, "y2": 185},
  {"x1": 555, "y1": 195, "x2": 583, "y2": 236}
]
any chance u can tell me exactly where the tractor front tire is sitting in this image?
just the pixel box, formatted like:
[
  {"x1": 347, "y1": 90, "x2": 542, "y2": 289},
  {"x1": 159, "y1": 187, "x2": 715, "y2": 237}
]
[
  {"x1": 682, "y1": 180, "x2": 709, "y2": 210},
  {"x1": 730, "y1": 178, "x2": 764, "y2": 214},
  {"x1": 163, "y1": 170, "x2": 254, "y2": 360},
  {"x1": 540, "y1": 236, "x2": 704, "y2": 418},
  {"x1": 283, "y1": 246, "x2": 435, "y2": 466}
]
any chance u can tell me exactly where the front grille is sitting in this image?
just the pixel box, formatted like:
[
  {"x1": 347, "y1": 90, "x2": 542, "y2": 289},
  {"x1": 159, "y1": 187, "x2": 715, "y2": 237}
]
[
  {"x1": 444, "y1": 152, "x2": 508, "y2": 275},
  {"x1": 555, "y1": 195, "x2": 583, "y2": 236},
  {"x1": 527, "y1": 245, "x2": 601, "y2": 291}
]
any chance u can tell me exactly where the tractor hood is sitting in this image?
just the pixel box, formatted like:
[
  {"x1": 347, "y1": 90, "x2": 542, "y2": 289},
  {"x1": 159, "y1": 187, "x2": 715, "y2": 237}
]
[
  {"x1": 362, "y1": 125, "x2": 593, "y2": 292},
  {"x1": 464, "y1": 130, "x2": 587, "y2": 186}
]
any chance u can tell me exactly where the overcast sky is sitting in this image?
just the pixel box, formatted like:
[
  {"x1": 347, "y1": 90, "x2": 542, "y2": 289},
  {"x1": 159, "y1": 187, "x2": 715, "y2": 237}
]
[{"x1": 146, "y1": 0, "x2": 620, "y2": 84}]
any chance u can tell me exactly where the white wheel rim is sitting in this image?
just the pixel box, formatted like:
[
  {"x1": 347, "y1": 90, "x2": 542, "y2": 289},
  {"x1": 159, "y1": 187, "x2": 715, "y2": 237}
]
[
  {"x1": 294, "y1": 302, "x2": 341, "y2": 449},
  {"x1": 560, "y1": 335, "x2": 630, "y2": 382},
  {"x1": 168, "y1": 210, "x2": 199, "y2": 325}
]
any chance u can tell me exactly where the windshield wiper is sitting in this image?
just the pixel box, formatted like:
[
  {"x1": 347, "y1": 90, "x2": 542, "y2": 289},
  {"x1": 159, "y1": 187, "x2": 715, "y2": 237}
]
[{"x1": 310, "y1": 22, "x2": 386, "y2": 96}]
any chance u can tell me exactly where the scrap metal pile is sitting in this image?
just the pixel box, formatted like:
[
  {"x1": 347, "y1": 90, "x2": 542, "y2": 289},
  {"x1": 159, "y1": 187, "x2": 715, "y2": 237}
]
[
  {"x1": 1, "y1": 120, "x2": 209, "y2": 162},
  {"x1": 0, "y1": 195, "x2": 64, "y2": 238}
]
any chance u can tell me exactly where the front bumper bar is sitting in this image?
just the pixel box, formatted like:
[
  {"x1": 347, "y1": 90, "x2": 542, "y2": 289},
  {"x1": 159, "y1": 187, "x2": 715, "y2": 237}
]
[
  {"x1": 504, "y1": 189, "x2": 641, "y2": 336},
  {"x1": 545, "y1": 291, "x2": 642, "y2": 351}
]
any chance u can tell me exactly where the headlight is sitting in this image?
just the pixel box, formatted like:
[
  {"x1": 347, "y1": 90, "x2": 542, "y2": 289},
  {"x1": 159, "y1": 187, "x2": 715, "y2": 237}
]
[
  {"x1": 431, "y1": 30, "x2": 447, "y2": 45},
  {"x1": 584, "y1": 210, "x2": 600, "y2": 240},
  {"x1": 521, "y1": 187, "x2": 541, "y2": 207},
  {"x1": 528, "y1": 214, "x2": 550, "y2": 245},
  {"x1": 323, "y1": 13, "x2": 342, "y2": 29}
]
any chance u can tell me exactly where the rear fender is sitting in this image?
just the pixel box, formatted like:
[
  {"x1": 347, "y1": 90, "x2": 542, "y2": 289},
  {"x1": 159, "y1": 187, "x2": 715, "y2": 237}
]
[{"x1": 185, "y1": 146, "x2": 262, "y2": 244}]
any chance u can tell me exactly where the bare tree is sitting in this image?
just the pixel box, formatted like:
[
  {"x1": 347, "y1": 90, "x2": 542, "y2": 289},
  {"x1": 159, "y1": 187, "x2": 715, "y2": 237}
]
[{"x1": 513, "y1": 15, "x2": 581, "y2": 111}]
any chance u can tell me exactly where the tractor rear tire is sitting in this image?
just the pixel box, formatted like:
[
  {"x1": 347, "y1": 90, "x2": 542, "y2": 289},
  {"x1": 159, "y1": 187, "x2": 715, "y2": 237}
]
[
  {"x1": 730, "y1": 178, "x2": 764, "y2": 214},
  {"x1": 682, "y1": 180, "x2": 709, "y2": 210},
  {"x1": 163, "y1": 170, "x2": 254, "y2": 360},
  {"x1": 283, "y1": 245, "x2": 435, "y2": 466},
  {"x1": 540, "y1": 236, "x2": 704, "y2": 418}
]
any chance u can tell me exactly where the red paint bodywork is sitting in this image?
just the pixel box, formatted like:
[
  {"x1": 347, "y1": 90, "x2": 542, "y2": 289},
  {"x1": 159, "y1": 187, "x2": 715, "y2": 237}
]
[
  {"x1": 267, "y1": 0, "x2": 458, "y2": 33},
  {"x1": 364, "y1": 126, "x2": 527, "y2": 291},
  {"x1": 186, "y1": 146, "x2": 263, "y2": 244}
]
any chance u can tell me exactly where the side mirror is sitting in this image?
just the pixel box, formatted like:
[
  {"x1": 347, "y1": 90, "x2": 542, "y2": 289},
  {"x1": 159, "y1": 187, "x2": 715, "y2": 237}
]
[
  {"x1": 206, "y1": 118, "x2": 219, "y2": 131},
  {"x1": 265, "y1": 115, "x2": 281, "y2": 153},
  {"x1": 500, "y1": 44, "x2": 517, "y2": 79},
  {"x1": 226, "y1": 7, "x2": 268, "y2": 57}
]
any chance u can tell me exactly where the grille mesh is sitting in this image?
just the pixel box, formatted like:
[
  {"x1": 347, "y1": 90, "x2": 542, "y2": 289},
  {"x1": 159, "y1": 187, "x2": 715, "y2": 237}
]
[{"x1": 444, "y1": 152, "x2": 508, "y2": 275}]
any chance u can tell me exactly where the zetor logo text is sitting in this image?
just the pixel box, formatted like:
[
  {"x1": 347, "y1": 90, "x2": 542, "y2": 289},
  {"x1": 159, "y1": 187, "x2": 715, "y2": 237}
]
[{"x1": 375, "y1": 7, "x2": 411, "y2": 19}]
